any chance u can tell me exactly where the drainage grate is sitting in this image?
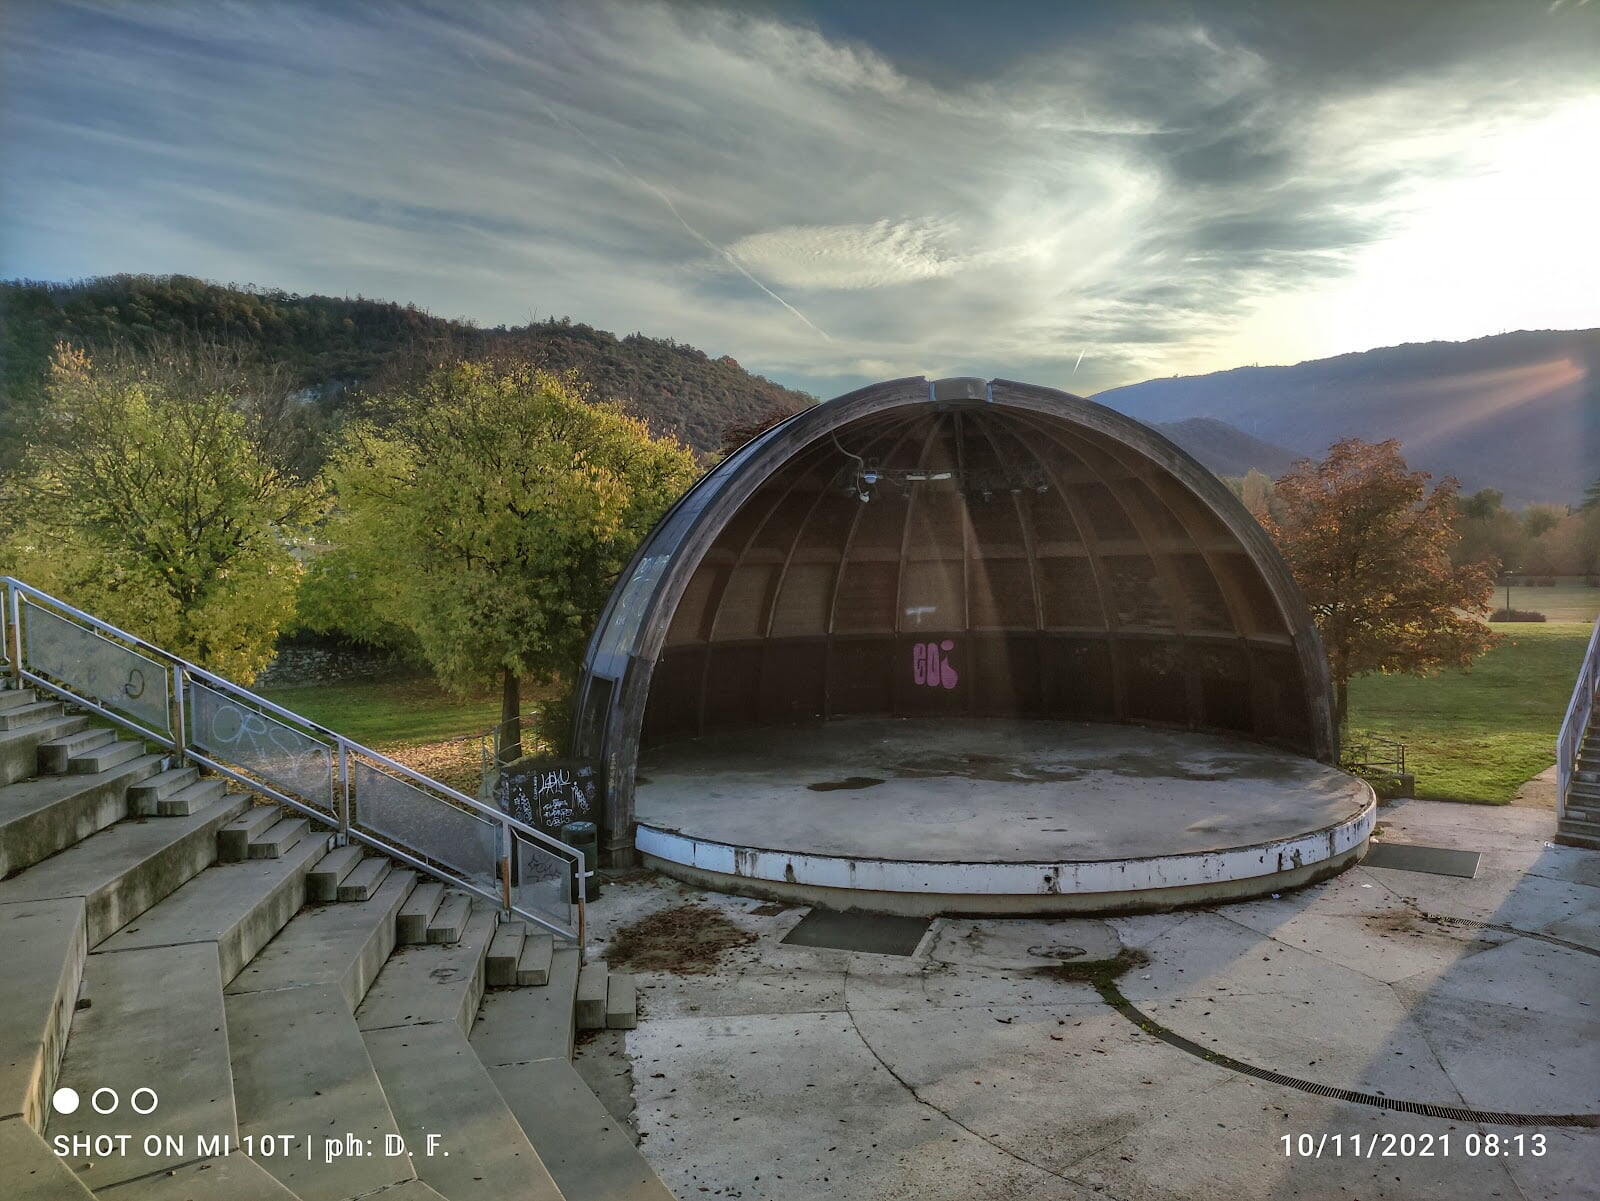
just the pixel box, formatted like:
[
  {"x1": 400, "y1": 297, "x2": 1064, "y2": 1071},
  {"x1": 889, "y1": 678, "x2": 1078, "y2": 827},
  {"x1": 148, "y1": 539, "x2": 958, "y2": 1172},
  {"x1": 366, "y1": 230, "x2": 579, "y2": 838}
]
[
  {"x1": 781, "y1": 909, "x2": 931, "y2": 956},
  {"x1": 1364, "y1": 842, "x2": 1480, "y2": 878}
]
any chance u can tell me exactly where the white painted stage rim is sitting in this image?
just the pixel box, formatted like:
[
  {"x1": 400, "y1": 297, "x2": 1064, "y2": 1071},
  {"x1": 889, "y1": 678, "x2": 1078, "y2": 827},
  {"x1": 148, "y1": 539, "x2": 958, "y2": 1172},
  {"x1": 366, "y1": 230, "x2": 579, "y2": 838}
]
[{"x1": 636, "y1": 794, "x2": 1375, "y2": 914}]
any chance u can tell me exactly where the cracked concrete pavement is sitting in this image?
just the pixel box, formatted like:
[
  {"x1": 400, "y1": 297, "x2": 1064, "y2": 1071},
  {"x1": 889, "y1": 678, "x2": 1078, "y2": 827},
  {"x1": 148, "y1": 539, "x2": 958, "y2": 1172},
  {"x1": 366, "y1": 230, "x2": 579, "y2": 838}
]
[{"x1": 581, "y1": 793, "x2": 1599, "y2": 1201}]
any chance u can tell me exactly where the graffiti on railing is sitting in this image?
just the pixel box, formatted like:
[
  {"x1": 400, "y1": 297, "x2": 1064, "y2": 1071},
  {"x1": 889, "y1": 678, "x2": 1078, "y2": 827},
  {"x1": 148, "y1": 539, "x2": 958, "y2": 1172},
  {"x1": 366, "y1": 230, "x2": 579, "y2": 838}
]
[
  {"x1": 912, "y1": 639, "x2": 959, "y2": 690},
  {"x1": 21, "y1": 600, "x2": 171, "y2": 733},
  {"x1": 189, "y1": 681, "x2": 332, "y2": 810}
]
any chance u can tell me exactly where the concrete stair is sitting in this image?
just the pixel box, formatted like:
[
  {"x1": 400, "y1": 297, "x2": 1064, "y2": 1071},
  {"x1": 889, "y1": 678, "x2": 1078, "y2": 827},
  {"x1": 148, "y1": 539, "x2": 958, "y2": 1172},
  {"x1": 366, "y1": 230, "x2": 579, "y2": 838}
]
[
  {"x1": 98, "y1": 830, "x2": 331, "y2": 982},
  {"x1": 486, "y1": 1058, "x2": 675, "y2": 1201},
  {"x1": 398, "y1": 880, "x2": 446, "y2": 943},
  {"x1": 366, "y1": 1023, "x2": 563, "y2": 1201},
  {"x1": 519, "y1": 929, "x2": 555, "y2": 986},
  {"x1": 357, "y1": 904, "x2": 496, "y2": 1035},
  {"x1": 97, "y1": 1152, "x2": 302, "y2": 1201},
  {"x1": 249, "y1": 815, "x2": 309, "y2": 859},
  {"x1": 68, "y1": 737, "x2": 146, "y2": 774},
  {"x1": 0, "y1": 752, "x2": 163, "y2": 876},
  {"x1": 1559, "y1": 705, "x2": 1600, "y2": 848},
  {"x1": 36, "y1": 727, "x2": 116, "y2": 775},
  {"x1": 307, "y1": 845, "x2": 363, "y2": 901},
  {"x1": 359, "y1": 904, "x2": 565, "y2": 1200},
  {"x1": 227, "y1": 867, "x2": 417, "y2": 1009},
  {"x1": 427, "y1": 891, "x2": 471, "y2": 943},
  {"x1": 337, "y1": 854, "x2": 392, "y2": 901},
  {"x1": 0, "y1": 682, "x2": 659, "y2": 1201},
  {"x1": 471, "y1": 943, "x2": 582, "y2": 1069},
  {"x1": 228, "y1": 982, "x2": 420, "y2": 1201},
  {"x1": 0, "y1": 793, "x2": 248, "y2": 943},
  {"x1": 125, "y1": 765, "x2": 198, "y2": 814},
  {"x1": 0, "y1": 1115, "x2": 95, "y2": 1201},
  {"x1": 0, "y1": 896, "x2": 85, "y2": 1130},
  {"x1": 0, "y1": 700, "x2": 63, "y2": 731},
  {"x1": 0, "y1": 712, "x2": 92, "y2": 785},
  {"x1": 219, "y1": 804, "x2": 284, "y2": 861},
  {"x1": 46, "y1": 941, "x2": 236, "y2": 1190},
  {"x1": 486, "y1": 919, "x2": 527, "y2": 986}
]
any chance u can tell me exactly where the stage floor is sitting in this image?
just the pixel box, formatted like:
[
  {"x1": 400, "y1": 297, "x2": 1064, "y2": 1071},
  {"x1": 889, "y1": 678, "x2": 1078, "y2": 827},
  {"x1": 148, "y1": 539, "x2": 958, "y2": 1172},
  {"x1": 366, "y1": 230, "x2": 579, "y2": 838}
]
[{"x1": 634, "y1": 718, "x2": 1375, "y2": 913}]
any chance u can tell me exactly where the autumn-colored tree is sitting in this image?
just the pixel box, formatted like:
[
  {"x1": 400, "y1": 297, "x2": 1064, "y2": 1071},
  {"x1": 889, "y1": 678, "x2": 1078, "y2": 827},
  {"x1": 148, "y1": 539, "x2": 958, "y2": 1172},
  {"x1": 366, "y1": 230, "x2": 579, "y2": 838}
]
[
  {"x1": 0, "y1": 343, "x2": 321, "y2": 681},
  {"x1": 716, "y1": 402, "x2": 810, "y2": 458},
  {"x1": 308, "y1": 361, "x2": 698, "y2": 758},
  {"x1": 1265, "y1": 439, "x2": 1496, "y2": 727}
]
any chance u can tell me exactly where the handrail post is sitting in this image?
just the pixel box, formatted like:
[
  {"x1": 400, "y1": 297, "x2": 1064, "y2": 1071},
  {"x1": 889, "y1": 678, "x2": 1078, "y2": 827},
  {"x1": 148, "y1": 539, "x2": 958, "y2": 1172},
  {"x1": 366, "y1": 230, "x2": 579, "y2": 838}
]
[
  {"x1": 6, "y1": 583, "x2": 22, "y2": 688},
  {"x1": 337, "y1": 740, "x2": 351, "y2": 847},
  {"x1": 498, "y1": 820, "x2": 514, "y2": 917},
  {"x1": 575, "y1": 847, "x2": 588, "y2": 965},
  {"x1": 170, "y1": 664, "x2": 187, "y2": 765}
]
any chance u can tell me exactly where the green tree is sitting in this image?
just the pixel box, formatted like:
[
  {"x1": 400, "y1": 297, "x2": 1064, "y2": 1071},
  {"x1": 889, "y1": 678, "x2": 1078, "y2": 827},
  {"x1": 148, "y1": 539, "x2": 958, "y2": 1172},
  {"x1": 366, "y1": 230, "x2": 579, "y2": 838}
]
[
  {"x1": 312, "y1": 361, "x2": 698, "y2": 758},
  {"x1": 0, "y1": 344, "x2": 321, "y2": 680},
  {"x1": 1265, "y1": 439, "x2": 1496, "y2": 728}
]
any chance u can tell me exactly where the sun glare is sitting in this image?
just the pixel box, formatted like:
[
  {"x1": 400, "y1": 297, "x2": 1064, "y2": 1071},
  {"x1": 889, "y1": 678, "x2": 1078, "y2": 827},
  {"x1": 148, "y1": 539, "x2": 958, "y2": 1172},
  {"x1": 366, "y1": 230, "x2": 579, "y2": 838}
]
[{"x1": 1218, "y1": 97, "x2": 1600, "y2": 368}]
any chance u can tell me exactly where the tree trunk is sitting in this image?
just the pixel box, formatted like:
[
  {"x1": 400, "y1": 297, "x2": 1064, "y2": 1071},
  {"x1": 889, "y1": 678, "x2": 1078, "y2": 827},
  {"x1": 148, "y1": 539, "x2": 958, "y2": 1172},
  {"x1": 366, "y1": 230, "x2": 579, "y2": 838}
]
[
  {"x1": 1334, "y1": 678, "x2": 1349, "y2": 733},
  {"x1": 498, "y1": 667, "x2": 523, "y2": 766}
]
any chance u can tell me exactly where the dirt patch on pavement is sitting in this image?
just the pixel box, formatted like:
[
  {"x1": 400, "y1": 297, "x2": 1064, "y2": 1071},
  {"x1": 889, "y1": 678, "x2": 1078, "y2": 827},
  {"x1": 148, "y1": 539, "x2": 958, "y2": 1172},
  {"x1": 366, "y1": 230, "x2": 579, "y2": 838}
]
[{"x1": 605, "y1": 904, "x2": 758, "y2": 974}]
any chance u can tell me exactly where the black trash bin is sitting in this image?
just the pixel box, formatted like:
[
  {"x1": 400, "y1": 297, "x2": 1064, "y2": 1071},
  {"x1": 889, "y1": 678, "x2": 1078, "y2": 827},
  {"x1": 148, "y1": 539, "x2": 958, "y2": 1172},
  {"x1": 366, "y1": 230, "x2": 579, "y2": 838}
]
[{"x1": 561, "y1": 820, "x2": 600, "y2": 902}]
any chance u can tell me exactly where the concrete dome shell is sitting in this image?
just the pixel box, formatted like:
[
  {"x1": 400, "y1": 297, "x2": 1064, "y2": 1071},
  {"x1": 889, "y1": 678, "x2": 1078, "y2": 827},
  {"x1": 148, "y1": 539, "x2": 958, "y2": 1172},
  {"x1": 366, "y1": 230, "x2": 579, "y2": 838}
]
[{"x1": 573, "y1": 377, "x2": 1336, "y2": 862}]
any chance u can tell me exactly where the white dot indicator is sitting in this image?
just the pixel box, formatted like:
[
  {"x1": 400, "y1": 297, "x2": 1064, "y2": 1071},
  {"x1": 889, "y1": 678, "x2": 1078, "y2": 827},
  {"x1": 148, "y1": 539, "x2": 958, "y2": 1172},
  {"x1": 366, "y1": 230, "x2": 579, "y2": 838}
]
[{"x1": 51, "y1": 1087, "x2": 80, "y2": 1115}]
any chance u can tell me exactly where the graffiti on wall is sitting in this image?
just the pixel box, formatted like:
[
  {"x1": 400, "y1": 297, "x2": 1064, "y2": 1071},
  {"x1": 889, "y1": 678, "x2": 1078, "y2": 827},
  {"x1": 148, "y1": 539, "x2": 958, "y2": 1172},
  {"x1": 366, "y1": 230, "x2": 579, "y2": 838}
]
[{"x1": 912, "y1": 640, "x2": 959, "y2": 690}]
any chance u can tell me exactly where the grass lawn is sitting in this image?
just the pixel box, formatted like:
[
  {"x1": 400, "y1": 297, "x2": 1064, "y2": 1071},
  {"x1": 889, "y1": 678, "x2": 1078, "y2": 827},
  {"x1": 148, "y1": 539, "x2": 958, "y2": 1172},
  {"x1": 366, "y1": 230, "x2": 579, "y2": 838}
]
[
  {"x1": 1492, "y1": 580, "x2": 1600, "y2": 623},
  {"x1": 259, "y1": 677, "x2": 504, "y2": 748},
  {"x1": 1347, "y1": 622, "x2": 1594, "y2": 804},
  {"x1": 258, "y1": 676, "x2": 563, "y2": 793}
]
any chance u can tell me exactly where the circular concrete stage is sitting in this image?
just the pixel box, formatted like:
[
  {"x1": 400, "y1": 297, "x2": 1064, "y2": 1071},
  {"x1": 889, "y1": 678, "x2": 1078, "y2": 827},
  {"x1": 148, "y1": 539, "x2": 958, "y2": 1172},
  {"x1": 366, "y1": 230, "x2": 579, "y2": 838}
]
[{"x1": 634, "y1": 718, "x2": 1375, "y2": 915}]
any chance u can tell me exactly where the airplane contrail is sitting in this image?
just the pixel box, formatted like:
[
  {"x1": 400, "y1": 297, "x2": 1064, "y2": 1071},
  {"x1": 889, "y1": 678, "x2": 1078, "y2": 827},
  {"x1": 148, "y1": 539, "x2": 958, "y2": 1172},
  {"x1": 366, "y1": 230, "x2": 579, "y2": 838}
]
[
  {"x1": 1072, "y1": 347, "x2": 1087, "y2": 375},
  {"x1": 531, "y1": 96, "x2": 831, "y2": 342}
]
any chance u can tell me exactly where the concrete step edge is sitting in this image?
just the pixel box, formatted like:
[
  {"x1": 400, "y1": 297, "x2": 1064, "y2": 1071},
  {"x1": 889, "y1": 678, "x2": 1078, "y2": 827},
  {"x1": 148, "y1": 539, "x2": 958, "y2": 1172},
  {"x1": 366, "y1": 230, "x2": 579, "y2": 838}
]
[
  {"x1": 397, "y1": 880, "x2": 446, "y2": 944},
  {"x1": 218, "y1": 805, "x2": 282, "y2": 862},
  {"x1": 307, "y1": 845, "x2": 365, "y2": 902},
  {"x1": 363, "y1": 1021, "x2": 563, "y2": 1201},
  {"x1": 484, "y1": 1056, "x2": 677, "y2": 1201},
  {"x1": 247, "y1": 816, "x2": 308, "y2": 860},
  {"x1": 0, "y1": 793, "x2": 250, "y2": 945},
  {"x1": 337, "y1": 855, "x2": 393, "y2": 902},
  {"x1": 97, "y1": 831, "x2": 332, "y2": 985},
  {"x1": 0, "y1": 753, "x2": 164, "y2": 877},
  {"x1": 155, "y1": 777, "x2": 229, "y2": 817}
]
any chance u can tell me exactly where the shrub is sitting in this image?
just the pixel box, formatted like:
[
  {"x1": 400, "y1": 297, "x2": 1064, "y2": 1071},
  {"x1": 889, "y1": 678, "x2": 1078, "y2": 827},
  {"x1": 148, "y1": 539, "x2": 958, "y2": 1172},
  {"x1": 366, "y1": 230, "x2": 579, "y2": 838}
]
[{"x1": 1490, "y1": 608, "x2": 1546, "y2": 622}]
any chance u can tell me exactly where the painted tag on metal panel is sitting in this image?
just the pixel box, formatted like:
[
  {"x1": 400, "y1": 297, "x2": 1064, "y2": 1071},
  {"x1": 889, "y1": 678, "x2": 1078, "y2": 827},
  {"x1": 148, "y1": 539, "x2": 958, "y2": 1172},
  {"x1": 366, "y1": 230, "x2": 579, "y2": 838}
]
[{"x1": 495, "y1": 757, "x2": 601, "y2": 835}]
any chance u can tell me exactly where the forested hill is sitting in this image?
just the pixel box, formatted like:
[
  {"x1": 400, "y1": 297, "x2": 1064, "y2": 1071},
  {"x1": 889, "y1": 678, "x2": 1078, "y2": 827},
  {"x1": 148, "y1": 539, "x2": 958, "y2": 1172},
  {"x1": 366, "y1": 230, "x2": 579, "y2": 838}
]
[{"x1": 0, "y1": 275, "x2": 815, "y2": 455}]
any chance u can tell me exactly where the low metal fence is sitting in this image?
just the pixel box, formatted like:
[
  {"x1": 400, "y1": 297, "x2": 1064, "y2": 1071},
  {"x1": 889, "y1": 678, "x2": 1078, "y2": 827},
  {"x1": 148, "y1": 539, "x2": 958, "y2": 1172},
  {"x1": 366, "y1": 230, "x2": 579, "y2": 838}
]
[
  {"x1": 1557, "y1": 614, "x2": 1600, "y2": 821},
  {"x1": 1, "y1": 577, "x2": 585, "y2": 948}
]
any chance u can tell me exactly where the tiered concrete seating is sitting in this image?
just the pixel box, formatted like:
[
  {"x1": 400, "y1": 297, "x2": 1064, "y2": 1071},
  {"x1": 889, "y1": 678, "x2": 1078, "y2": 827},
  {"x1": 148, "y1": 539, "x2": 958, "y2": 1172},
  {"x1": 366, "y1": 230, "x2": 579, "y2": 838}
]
[{"x1": 0, "y1": 682, "x2": 662, "y2": 1201}]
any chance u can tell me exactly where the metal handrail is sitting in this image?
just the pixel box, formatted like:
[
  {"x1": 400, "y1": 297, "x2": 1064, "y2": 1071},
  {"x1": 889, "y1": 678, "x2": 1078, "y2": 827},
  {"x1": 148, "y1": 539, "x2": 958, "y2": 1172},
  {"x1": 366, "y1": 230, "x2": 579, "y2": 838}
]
[
  {"x1": 1, "y1": 576, "x2": 586, "y2": 948},
  {"x1": 1557, "y1": 614, "x2": 1600, "y2": 822}
]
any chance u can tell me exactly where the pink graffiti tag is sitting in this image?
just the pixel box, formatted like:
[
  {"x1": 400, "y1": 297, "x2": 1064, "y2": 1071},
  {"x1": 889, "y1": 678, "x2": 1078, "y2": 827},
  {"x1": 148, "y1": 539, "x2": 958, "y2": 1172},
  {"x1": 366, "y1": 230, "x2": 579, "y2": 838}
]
[{"x1": 912, "y1": 640, "x2": 959, "y2": 690}]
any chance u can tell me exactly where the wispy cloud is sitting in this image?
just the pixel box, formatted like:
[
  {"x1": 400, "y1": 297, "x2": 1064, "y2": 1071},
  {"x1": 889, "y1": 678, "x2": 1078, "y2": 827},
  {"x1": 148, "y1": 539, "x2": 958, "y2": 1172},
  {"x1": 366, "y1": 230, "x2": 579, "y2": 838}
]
[{"x1": 2, "y1": 0, "x2": 1596, "y2": 397}]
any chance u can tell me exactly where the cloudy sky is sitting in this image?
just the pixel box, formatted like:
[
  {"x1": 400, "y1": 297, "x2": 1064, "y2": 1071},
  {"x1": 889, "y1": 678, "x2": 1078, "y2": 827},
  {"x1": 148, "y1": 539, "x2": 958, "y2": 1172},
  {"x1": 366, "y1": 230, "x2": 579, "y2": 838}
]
[{"x1": 3, "y1": 0, "x2": 1597, "y2": 397}]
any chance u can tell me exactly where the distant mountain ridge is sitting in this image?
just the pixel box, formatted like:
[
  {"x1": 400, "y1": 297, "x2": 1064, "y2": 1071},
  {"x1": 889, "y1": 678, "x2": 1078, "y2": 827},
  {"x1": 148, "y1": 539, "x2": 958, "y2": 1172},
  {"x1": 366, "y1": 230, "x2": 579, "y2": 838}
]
[
  {"x1": 1096, "y1": 329, "x2": 1600, "y2": 506},
  {"x1": 1153, "y1": 417, "x2": 1301, "y2": 480},
  {"x1": 0, "y1": 275, "x2": 814, "y2": 457}
]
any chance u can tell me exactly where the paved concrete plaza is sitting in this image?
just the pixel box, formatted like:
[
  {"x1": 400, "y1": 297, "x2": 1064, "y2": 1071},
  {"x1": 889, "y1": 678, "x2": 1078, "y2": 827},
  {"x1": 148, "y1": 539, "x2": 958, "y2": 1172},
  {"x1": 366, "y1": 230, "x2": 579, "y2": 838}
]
[
  {"x1": 583, "y1": 790, "x2": 1600, "y2": 1201},
  {"x1": 637, "y1": 718, "x2": 1370, "y2": 862}
]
